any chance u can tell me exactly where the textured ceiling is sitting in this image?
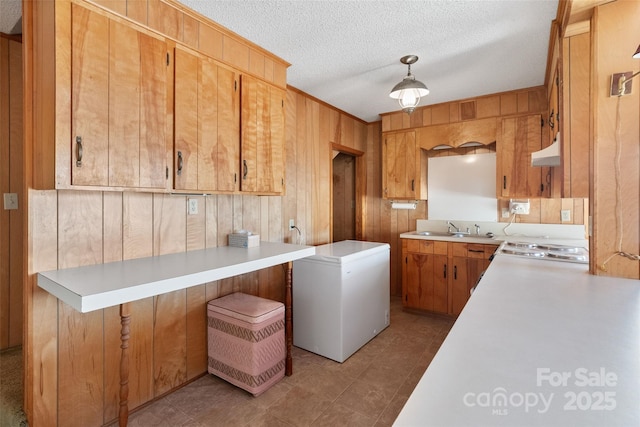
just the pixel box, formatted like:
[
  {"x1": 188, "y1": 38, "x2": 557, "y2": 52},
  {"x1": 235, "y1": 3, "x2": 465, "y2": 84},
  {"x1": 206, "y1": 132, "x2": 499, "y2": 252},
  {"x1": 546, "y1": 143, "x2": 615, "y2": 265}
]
[
  {"x1": 180, "y1": 0, "x2": 559, "y2": 122},
  {"x1": 0, "y1": 0, "x2": 559, "y2": 123}
]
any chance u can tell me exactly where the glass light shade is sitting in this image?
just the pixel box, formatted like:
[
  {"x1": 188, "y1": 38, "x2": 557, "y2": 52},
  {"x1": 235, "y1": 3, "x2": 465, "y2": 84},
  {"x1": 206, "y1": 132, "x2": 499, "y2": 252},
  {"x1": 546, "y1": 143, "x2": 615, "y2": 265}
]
[
  {"x1": 634, "y1": 44, "x2": 640, "y2": 59},
  {"x1": 389, "y1": 76, "x2": 429, "y2": 114}
]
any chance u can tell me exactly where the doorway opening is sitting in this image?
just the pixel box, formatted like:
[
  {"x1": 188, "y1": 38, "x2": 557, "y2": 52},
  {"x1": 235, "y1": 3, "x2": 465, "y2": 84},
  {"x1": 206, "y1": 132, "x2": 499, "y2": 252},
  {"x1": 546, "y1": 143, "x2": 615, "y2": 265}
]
[
  {"x1": 332, "y1": 152, "x2": 356, "y2": 242},
  {"x1": 330, "y1": 144, "x2": 365, "y2": 243}
]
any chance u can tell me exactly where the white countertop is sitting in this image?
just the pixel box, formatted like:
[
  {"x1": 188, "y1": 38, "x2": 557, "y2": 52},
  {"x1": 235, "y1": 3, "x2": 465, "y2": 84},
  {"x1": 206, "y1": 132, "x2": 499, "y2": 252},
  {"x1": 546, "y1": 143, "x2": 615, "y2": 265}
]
[
  {"x1": 394, "y1": 254, "x2": 640, "y2": 426},
  {"x1": 37, "y1": 242, "x2": 316, "y2": 313}
]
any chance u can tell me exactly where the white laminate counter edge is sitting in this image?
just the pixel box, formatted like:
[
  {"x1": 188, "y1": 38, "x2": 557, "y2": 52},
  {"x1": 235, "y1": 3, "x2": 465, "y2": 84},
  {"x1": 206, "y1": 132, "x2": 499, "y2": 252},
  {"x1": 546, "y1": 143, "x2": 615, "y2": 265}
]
[
  {"x1": 394, "y1": 255, "x2": 640, "y2": 426},
  {"x1": 37, "y1": 242, "x2": 316, "y2": 313}
]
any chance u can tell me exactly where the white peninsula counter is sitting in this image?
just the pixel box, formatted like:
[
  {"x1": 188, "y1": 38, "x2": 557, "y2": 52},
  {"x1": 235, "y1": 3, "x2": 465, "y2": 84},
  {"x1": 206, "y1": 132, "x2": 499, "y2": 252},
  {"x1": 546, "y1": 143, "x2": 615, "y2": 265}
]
[
  {"x1": 37, "y1": 241, "x2": 315, "y2": 427},
  {"x1": 394, "y1": 255, "x2": 640, "y2": 426}
]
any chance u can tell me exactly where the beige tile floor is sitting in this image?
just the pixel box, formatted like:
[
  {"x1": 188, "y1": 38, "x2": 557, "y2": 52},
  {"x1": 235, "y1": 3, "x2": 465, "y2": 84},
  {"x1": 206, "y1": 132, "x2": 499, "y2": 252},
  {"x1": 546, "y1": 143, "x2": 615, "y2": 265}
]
[{"x1": 115, "y1": 296, "x2": 454, "y2": 427}]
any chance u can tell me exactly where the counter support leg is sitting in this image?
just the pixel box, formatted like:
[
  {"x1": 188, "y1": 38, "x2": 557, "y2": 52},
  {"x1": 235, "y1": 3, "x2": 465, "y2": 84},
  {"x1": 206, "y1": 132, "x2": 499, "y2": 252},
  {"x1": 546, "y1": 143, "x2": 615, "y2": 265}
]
[
  {"x1": 285, "y1": 261, "x2": 293, "y2": 376},
  {"x1": 119, "y1": 303, "x2": 131, "y2": 427}
]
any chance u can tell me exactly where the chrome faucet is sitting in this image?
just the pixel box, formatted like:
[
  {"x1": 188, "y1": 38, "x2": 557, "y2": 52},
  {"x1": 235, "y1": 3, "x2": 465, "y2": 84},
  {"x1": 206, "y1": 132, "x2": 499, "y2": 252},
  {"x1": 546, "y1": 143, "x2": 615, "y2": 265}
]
[
  {"x1": 447, "y1": 221, "x2": 460, "y2": 233},
  {"x1": 474, "y1": 224, "x2": 481, "y2": 235}
]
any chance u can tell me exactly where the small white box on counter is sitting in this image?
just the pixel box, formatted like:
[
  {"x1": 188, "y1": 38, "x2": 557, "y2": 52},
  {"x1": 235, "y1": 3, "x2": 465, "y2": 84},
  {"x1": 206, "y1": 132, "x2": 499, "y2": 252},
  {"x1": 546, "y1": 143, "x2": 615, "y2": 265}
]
[{"x1": 228, "y1": 231, "x2": 260, "y2": 248}]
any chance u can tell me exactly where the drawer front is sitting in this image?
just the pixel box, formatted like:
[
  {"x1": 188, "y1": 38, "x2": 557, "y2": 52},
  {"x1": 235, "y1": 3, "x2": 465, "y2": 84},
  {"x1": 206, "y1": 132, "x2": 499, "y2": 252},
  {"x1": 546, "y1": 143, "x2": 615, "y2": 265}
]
[
  {"x1": 467, "y1": 244, "x2": 486, "y2": 259},
  {"x1": 450, "y1": 242, "x2": 468, "y2": 258}
]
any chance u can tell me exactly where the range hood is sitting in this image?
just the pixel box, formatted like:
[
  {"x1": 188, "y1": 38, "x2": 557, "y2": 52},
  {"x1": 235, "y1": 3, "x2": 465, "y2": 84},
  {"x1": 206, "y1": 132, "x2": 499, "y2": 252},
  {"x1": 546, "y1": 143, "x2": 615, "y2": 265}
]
[{"x1": 531, "y1": 133, "x2": 561, "y2": 167}]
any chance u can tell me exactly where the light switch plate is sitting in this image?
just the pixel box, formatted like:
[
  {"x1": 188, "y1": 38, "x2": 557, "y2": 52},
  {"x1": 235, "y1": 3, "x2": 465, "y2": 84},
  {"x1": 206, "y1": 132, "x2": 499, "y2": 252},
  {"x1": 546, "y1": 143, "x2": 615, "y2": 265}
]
[
  {"x1": 561, "y1": 209, "x2": 571, "y2": 222},
  {"x1": 3, "y1": 193, "x2": 18, "y2": 210}
]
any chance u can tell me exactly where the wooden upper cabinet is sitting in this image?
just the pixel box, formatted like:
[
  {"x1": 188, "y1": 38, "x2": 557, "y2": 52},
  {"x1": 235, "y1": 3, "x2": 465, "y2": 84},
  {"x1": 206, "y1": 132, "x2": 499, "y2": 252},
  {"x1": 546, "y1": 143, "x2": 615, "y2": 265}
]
[
  {"x1": 174, "y1": 46, "x2": 239, "y2": 193},
  {"x1": 240, "y1": 74, "x2": 285, "y2": 194},
  {"x1": 382, "y1": 130, "x2": 427, "y2": 199},
  {"x1": 417, "y1": 118, "x2": 497, "y2": 150},
  {"x1": 71, "y1": 5, "x2": 109, "y2": 186},
  {"x1": 70, "y1": 4, "x2": 168, "y2": 189},
  {"x1": 498, "y1": 114, "x2": 544, "y2": 198}
]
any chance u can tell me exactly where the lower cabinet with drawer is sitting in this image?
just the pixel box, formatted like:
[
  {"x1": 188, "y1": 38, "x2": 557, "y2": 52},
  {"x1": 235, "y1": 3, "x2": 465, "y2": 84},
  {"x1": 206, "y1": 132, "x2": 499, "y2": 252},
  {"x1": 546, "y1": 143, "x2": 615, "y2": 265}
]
[{"x1": 402, "y1": 239, "x2": 498, "y2": 316}]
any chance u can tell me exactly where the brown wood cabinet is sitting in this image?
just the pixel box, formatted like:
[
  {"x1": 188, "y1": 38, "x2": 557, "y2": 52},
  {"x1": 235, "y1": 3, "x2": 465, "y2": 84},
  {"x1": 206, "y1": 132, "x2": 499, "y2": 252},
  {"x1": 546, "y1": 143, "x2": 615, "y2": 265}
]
[
  {"x1": 240, "y1": 74, "x2": 285, "y2": 194},
  {"x1": 417, "y1": 117, "x2": 497, "y2": 150},
  {"x1": 498, "y1": 114, "x2": 545, "y2": 198},
  {"x1": 32, "y1": 1, "x2": 286, "y2": 196},
  {"x1": 382, "y1": 130, "x2": 427, "y2": 199},
  {"x1": 402, "y1": 239, "x2": 498, "y2": 316},
  {"x1": 402, "y1": 239, "x2": 448, "y2": 313},
  {"x1": 70, "y1": 4, "x2": 168, "y2": 189},
  {"x1": 174, "y1": 46, "x2": 239, "y2": 193}
]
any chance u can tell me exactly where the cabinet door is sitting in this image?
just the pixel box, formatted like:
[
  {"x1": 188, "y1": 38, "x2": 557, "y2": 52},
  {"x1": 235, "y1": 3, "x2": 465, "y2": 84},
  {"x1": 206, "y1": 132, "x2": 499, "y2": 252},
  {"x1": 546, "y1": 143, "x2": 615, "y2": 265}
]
[
  {"x1": 215, "y1": 66, "x2": 240, "y2": 192},
  {"x1": 450, "y1": 256, "x2": 468, "y2": 315},
  {"x1": 268, "y1": 86, "x2": 285, "y2": 193},
  {"x1": 382, "y1": 130, "x2": 417, "y2": 199},
  {"x1": 109, "y1": 22, "x2": 167, "y2": 189},
  {"x1": 404, "y1": 252, "x2": 429, "y2": 309},
  {"x1": 198, "y1": 58, "x2": 239, "y2": 192},
  {"x1": 71, "y1": 5, "x2": 167, "y2": 189},
  {"x1": 174, "y1": 47, "x2": 199, "y2": 191},
  {"x1": 432, "y1": 254, "x2": 448, "y2": 314},
  {"x1": 138, "y1": 32, "x2": 168, "y2": 189},
  {"x1": 240, "y1": 75, "x2": 285, "y2": 194},
  {"x1": 175, "y1": 48, "x2": 240, "y2": 192},
  {"x1": 71, "y1": 5, "x2": 109, "y2": 186},
  {"x1": 499, "y1": 115, "x2": 543, "y2": 197}
]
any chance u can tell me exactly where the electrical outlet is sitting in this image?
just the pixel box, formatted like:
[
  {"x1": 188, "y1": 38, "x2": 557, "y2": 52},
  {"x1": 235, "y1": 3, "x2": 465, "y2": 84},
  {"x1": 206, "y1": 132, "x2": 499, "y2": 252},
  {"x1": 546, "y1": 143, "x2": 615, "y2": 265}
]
[
  {"x1": 502, "y1": 208, "x2": 510, "y2": 218},
  {"x1": 289, "y1": 219, "x2": 295, "y2": 230},
  {"x1": 561, "y1": 209, "x2": 571, "y2": 222},
  {"x1": 509, "y1": 199, "x2": 530, "y2": 215},
  {"x1": 187, "y1": 198, "x2": 198, "y2": 215}
]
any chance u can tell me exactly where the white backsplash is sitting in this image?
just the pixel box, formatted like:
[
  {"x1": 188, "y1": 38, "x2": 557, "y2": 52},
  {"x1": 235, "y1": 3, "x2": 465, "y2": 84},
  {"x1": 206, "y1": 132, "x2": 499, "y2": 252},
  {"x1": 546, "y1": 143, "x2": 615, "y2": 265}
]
[{"x1": 416, "y1": 219, "x2": 587, "y2": 240}]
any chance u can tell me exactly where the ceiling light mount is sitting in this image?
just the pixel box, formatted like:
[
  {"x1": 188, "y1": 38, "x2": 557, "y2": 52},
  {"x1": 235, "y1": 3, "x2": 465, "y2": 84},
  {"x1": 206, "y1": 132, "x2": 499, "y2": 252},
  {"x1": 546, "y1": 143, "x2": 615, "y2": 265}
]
[{"x1": 389, "y1": 55, "x2": 429, "y2": 115}]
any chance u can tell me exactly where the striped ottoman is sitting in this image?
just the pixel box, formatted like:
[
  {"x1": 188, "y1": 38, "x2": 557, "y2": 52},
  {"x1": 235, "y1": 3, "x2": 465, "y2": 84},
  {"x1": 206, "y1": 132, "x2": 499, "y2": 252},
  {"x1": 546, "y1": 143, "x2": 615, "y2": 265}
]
[{"x1": 207, "y1": 292, "x2": 285, "y2": 396}]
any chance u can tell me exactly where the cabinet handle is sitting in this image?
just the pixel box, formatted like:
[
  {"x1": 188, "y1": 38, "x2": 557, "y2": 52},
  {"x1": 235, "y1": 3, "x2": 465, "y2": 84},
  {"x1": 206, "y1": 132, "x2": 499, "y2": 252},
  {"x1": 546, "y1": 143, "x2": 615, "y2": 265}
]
[
  {"x1": 469, "y1": 249, "x2": 483, "y2": 253},
  {"x1": 243, "y1": 160, "x2": 248, "y2": 179},
  {"x1": 454, "y1": 265, "x2": 457, "y2": 280},
  {"x1": 443, "y1": 264, "x2": 447, "y2": 279},
  {"x1": 503, "y1": 176, "x2": 506, "y2": 190},
  {"x1": 177, "y1": 151, "x2": 183, "y2": 176},
  {"x1": 540, "y1": 183, "x2": 544, "y2": 193},
  {"x1": 75, "y1": 136, "x2": 83, "y2": 167},
  {"x1": 411, "y1": 179, "x2": 415, "y2": 192}
]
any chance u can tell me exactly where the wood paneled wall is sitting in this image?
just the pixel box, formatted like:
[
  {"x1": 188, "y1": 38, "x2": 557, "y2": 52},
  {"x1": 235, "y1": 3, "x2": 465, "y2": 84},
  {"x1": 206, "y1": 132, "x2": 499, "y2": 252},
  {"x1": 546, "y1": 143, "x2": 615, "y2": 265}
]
[
  {"x1": 590, "y1": 1, "x2": 640, "y2": 279},
  {"x1": 25, "y1": 90, "x2": 370, "y2": 426},
  {"x1": 0, "y1": 34, "x2": 23, "y2": 350}
]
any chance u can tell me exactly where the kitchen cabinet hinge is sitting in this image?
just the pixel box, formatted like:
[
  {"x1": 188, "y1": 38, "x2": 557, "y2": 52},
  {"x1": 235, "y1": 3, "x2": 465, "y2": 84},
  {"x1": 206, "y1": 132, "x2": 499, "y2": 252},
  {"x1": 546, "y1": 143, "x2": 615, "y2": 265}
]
[{"x1": 166, "y1": 52, "x2": 170, "y2": 66}]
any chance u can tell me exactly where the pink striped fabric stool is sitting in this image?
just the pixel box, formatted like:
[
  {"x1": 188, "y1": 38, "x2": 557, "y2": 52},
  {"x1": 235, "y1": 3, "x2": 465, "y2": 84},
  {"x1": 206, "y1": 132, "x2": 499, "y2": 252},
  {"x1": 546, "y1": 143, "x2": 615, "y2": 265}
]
[{"x1": 207, "y1": 292, "x2": 285, "y2": 396}]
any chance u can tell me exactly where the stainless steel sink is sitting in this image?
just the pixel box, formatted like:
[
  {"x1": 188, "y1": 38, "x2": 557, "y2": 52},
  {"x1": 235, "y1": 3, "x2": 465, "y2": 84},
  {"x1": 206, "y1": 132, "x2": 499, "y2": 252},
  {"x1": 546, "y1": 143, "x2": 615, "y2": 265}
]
[
  {"x1": 416, "y1": 231, "x2": 451, "y2": 237},
  {"x1": 416, "y1": 231, "x2": 495, "y2": 240}
]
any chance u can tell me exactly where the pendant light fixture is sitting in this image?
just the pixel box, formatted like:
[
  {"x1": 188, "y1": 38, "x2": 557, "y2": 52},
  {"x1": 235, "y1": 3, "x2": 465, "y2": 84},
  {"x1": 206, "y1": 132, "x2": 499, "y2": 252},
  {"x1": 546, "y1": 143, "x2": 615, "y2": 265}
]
[{"x1": 389, "y1": 55, "x2": 429, "y2": 114}]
